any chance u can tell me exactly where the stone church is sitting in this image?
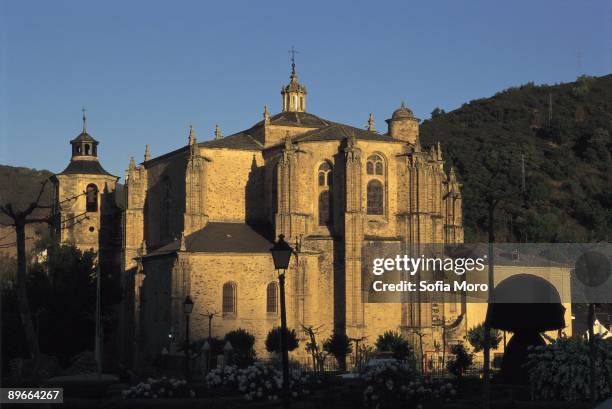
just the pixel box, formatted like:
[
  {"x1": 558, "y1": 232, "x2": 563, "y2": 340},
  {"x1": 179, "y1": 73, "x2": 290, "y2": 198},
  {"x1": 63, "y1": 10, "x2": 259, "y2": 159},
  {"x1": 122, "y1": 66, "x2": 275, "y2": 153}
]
[{"x1": 51, "y1": 62, "x2": 465, "y2": 365}]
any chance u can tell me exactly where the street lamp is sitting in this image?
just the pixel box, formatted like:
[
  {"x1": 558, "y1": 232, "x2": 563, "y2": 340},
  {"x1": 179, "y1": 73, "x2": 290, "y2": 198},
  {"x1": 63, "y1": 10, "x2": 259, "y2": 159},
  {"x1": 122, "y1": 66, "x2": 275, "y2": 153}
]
[
  {"x1": 270, "y1": 234, "x2": 293, "y2": 403},
  {"x1": 183, "y1": 295, "x2": 194, "y2": 380}
]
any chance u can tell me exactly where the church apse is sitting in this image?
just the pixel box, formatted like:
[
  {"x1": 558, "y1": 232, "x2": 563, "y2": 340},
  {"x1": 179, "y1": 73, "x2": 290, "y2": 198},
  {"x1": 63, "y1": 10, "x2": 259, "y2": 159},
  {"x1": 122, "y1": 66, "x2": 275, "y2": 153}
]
[{"x1": 119, "y1": 60, "x2": 465, "y2": 364}]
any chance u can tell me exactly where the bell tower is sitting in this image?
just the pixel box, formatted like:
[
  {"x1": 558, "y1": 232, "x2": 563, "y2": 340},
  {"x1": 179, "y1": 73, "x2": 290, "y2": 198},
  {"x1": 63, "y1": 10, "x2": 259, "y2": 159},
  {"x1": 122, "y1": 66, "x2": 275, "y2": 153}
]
[
  {"x1": 281, "y1": 48, "x2": 307, "y2": 112},
  {"x1": 50, "y1": 110, "x2": 119, "y2": 253}
]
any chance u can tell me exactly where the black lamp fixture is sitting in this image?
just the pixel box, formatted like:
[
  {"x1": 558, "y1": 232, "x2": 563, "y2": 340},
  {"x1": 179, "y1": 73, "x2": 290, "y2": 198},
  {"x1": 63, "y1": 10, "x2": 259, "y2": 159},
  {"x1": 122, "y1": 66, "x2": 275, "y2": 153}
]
[
  {"x1": 183, "y1": 295, "x2": 194, "y2": 314},
  {"x1": 183, "y1": 295, "x2": 194, "y2": 380},
  {"x1": 270, "y1": 234, "x2": 293, "y2": 270},
  {"x1": 270, "y1": 234, "x2": 294, "y2": 405}
]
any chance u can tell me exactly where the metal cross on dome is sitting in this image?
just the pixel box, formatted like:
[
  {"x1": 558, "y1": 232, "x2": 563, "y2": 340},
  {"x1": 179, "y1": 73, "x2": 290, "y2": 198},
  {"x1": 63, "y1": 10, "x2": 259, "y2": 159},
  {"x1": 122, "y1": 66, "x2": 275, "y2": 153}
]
[{"x1": 288, "y1": 46, "x2": 299, "y2": 65}]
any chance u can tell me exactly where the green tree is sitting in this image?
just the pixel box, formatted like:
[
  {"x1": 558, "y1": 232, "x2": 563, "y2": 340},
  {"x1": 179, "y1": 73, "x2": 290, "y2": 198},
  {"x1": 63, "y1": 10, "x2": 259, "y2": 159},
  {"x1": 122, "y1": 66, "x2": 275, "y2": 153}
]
[
  {"x1": 323, "y1": 331, "x2": 352, "y2": 371},
  {"x1": 1, "y1": 238, "x2": 123, "y2": 367},
  {"x1": 265, "y1": 326, "x2": 299, "y2": 354},
  {"x1": 466, "y1": 323, "x2": 502, "y2": 354},
  {"x1": 447, "y1": 343, "x2": 473, "y2": 379},
  {"x1": 375, "y1": 331, "x2": 414, "y2": 360},
  {"x1": 224, "y1": 328, "x2": 256, "y2": 368}
]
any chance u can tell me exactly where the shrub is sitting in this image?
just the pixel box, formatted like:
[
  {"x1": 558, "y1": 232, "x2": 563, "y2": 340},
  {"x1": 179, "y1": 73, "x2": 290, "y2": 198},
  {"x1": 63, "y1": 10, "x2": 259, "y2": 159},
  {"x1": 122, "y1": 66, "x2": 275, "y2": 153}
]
[
  {"x1": 224, "y1": 328, "x2": 256, "y2": 368},
  {"x1": 265, "y1": 327, "x2": 299, "y2": 354},
  {"x1": 323, "y1": 331, "x2": 352, "y2": 370},
  {"x1": 447, "y1": 344, "x2": 473, "y2": 378},
  {"x1": 362, "y1": 361, "x2": 457, "y2": 409},
  {"x1": 525, "y1": 336, "x2": 612, "y2": 401},
  {"x1": 189, "y1": 337, "x2": 225, "y2": 357},
  {"x1": 122, "y1": 377, "x2": 195, "y2": 399},
  {"x1": 375, "y1": 331, "x2": 415, "y2": 361},
  {"x1": 206, "y1": 362, "x2": 312, "y2": 401}
]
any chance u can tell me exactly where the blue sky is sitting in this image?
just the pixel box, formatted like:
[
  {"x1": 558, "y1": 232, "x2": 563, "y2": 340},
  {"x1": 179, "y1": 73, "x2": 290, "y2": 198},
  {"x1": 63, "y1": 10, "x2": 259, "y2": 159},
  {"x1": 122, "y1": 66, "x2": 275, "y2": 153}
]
[{"x1": 1, "y1": 0, "x2": 611, "y2": 179}]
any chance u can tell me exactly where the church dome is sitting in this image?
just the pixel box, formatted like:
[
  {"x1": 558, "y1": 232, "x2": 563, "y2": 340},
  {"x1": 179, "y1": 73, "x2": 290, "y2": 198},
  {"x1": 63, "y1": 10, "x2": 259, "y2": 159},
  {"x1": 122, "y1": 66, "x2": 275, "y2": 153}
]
[
  {"x1": 391, "y1": 102, "x2": 414, "y2": 120},
  {"x1": 70, "y1": 130, "x2": 98, "y2": 144}
]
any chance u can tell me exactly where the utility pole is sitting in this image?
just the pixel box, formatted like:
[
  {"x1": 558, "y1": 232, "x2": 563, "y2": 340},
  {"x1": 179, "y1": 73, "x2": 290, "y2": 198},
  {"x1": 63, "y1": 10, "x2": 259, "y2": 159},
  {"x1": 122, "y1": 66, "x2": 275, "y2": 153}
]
[{"x1": 95, "y1": 261, "x2": 102, "y2": 380}]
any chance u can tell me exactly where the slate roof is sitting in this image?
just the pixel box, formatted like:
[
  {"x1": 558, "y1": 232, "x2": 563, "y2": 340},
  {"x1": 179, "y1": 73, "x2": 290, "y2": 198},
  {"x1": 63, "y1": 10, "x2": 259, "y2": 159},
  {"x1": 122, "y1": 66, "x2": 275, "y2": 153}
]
[
  {"x1": 58, "y1": 159, "x2": 114, "y2": 176},
  {"x1": 293, "y1": 123, "x2": 397, "y2": 143},
  {"x1": 70, "y1": 131, "x2": 98, "y2": 144},
  {"x1": 199, "y1": 132, "x2": 263, "y2": 150},
  {"x1": 267, "y1": 111, "x2": 331, "y2": 128},
  {"x1": 144, "y1": 222, "x2": 274, "y2": 257},
  {"x1": 195, "y1": 112, "x2": 398, "y2": 151}
]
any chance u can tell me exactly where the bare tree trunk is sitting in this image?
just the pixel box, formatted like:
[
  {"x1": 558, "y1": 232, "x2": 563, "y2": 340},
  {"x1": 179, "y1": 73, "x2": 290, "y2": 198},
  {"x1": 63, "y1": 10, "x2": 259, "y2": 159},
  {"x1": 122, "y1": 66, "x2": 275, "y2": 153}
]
[
  {"x1": 588, "y1": 304, "x2": 596, "y2": 403},
  {"x1": 15, "y1": 220, "x2": 41, "y2": 378}
]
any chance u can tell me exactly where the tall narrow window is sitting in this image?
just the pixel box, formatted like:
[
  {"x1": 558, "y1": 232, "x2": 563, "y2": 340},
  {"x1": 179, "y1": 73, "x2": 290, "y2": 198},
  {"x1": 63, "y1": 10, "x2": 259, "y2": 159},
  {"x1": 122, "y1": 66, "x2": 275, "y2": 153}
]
[
  {"x1": 366, "y1": 154, "x2": 385, "y2": 215},
  {"x1": 318, "y1": 191, "x2": 331, "y2": 226},
  {"x1": 222, "y1": 282, "x2": 237, "y2": 315},
  {"x1": 317, "y1": 162, "x2": 333, "y2": 227},
  {"x1": 367, "y1": 180, "x2": 384, "y2": 215},
  {"x1": 367, "y1": 155, "x2": 384, "y2": 175},
  {"x1": 86, "y1": 184, "x2": 98, "y2": 212},
  {"x1": 266, "y1": 282, "x2": 278, "y2": 314}
]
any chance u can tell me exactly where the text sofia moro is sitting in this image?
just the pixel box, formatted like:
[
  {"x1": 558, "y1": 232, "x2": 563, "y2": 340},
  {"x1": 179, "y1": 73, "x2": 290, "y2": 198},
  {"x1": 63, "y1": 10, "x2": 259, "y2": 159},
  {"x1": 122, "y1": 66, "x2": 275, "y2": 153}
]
[{"x1": 371, "y1": 254, "x2": 487, "y2": 276}]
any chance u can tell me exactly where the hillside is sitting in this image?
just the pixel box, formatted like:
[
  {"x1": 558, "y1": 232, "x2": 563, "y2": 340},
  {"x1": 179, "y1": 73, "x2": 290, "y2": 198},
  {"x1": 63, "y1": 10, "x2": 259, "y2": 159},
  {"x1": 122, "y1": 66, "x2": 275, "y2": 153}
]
[
  {"x1": 421, "y1": 74, "x2": 612, "y2": 242},
  {"x1": 0, "y1": 165, "x2": 54, "y2": 225}
]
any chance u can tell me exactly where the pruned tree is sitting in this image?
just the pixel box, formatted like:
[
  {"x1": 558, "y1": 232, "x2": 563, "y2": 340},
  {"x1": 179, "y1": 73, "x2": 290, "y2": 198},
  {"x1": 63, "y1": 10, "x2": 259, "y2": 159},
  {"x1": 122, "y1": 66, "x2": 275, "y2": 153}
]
[
  {"x1": 302, "y1": 324, "x2": 327, "y2": 372},
  {"x1": 0, "y1": 180, "x2": 51, "y2": 377},
  {"x1": 0, "y1": 179, "x2": 90, "y2": 379}
]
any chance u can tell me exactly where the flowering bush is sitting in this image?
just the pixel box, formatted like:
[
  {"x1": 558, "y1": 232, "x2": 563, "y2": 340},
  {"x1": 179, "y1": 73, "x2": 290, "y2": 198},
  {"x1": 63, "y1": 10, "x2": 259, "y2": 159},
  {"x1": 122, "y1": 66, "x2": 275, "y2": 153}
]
[
  {"x1": 526, "y1": 337, "x2": 612, "y2": 401},
  {"x1": 362, "y1": 361, "x2": 456, "y2": 409},
  {"x1": 122, "y1": 377, "x2": 195, "y2": 399},
  {"x1": 206, "y1": 362, "x2": 312, "y2": 401}
]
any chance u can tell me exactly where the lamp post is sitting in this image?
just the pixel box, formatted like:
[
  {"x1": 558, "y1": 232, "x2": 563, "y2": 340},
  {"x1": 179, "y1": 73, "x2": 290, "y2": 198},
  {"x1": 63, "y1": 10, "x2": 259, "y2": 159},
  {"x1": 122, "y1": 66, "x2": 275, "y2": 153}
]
[
  {"x1": 183, "y1": 296, "x2": 194, "y2": 380},
  {"x1": 270, "y1": 234, "x2": 294, "y2": 404}
]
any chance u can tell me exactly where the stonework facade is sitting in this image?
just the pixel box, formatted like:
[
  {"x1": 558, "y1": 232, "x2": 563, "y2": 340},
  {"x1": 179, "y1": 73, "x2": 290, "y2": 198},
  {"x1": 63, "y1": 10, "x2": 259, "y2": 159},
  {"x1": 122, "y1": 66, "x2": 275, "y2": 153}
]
[{"x1": 52, "y1": 64, "x2": 470, "y2": 365}]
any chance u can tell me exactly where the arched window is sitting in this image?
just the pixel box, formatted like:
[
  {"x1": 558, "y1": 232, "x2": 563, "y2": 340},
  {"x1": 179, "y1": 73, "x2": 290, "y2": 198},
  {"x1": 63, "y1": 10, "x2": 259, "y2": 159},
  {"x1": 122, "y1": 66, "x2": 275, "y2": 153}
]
[
  {"x1": 367, "y1": 180, "x2": 384, "y2": 215},
  {"x1": 366, "y1": 154, "x2": 385, "y2": 215},
  {"x1": 318, "y1": 162, "x2": 332, "y2": 187},
  {"x1": 318, "y1": 191, "x2": 331, "y2": 226},
  {"x1": 266, "y1": 282, "x2": 278, "y2": 314},
  {"x1": 86, "y1": 184, "x2": 98, "y2": 212},
  {"x1": 85, "y1": 144, "x2": 90, "y2": 155},
  {"x1": 222, "y1": 282, "x2": 237, "y2": 315},
  {"x1": 317, "y1": 162, "x2": 333, "y2": 227},
  {"x1": 367, "y1": 155, "x2": 384, "y2": 175}
]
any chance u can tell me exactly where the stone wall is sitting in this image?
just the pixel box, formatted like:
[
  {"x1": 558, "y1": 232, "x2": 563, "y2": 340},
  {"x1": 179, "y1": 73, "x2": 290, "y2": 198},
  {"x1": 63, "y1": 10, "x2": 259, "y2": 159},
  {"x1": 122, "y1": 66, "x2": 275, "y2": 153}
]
[{"x1": 200, "y1": 148, "x2": 265, "y2": 223}]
